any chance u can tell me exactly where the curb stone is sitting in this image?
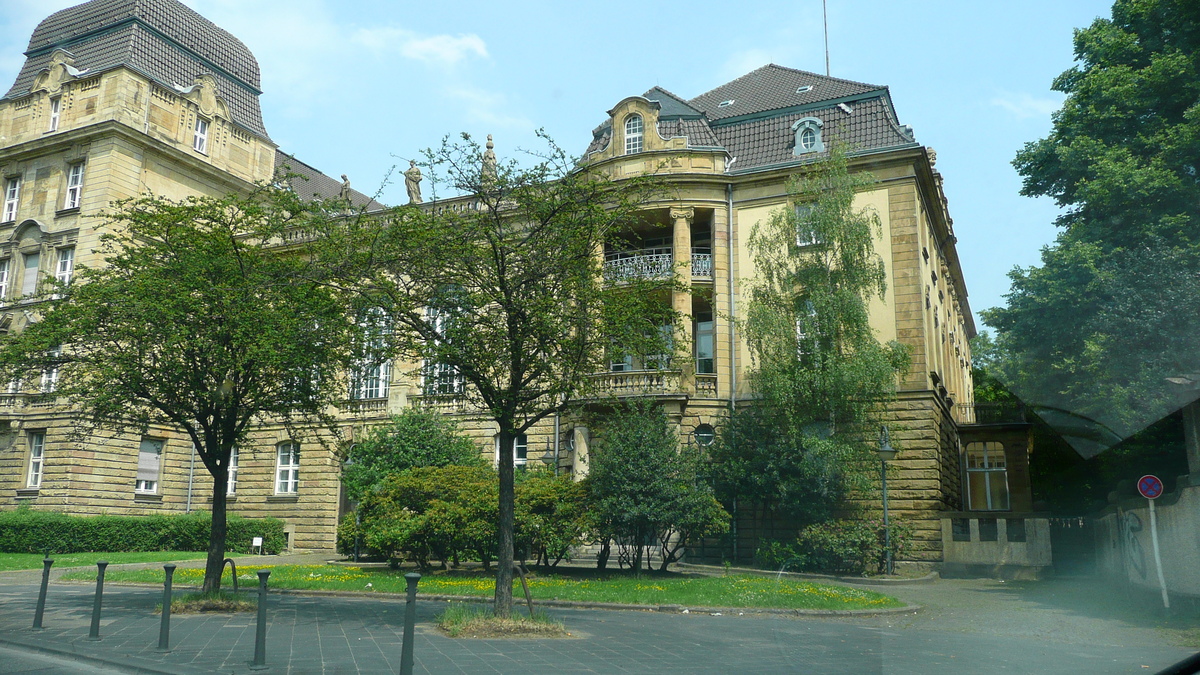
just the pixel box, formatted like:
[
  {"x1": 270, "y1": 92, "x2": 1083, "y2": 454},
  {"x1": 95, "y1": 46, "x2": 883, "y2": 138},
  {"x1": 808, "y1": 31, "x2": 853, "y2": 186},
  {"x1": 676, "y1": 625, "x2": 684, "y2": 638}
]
[{"x1": 675, "y1": 562, "x2": 940, "y2": 586}]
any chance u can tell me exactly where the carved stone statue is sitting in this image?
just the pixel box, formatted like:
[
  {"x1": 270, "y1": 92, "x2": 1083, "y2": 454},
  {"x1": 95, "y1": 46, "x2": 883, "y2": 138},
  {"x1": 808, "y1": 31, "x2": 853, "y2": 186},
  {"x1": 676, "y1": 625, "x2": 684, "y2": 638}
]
[
  {"x1": 339, "y1": 174, "x2": 352, "y2": 202},
  {"x1": 404, "y1": 161, "x2": 423, "y2": 204},
  {"x1": 481, "y1": 134, "x2": 497, "y2": 184}
]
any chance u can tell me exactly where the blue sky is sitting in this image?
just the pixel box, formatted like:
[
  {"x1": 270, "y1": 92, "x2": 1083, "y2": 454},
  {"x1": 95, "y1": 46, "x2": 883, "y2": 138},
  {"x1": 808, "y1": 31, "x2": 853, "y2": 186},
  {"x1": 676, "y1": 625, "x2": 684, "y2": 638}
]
[{"x1": 0, "y1": 0, "x2": 1113, "y2": 328}]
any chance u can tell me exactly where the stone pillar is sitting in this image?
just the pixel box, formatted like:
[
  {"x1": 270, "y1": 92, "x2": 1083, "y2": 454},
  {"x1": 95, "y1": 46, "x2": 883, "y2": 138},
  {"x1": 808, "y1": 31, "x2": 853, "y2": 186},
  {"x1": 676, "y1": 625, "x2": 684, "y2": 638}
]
[{"x1": 670, "y1": 207, "x2": 694, "y2": 385}]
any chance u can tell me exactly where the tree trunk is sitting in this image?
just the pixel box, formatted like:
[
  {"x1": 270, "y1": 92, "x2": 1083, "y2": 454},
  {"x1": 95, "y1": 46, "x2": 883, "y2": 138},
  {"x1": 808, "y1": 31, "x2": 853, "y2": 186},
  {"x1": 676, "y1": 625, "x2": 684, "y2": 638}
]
[
  {"x1": 494, "y1": 426, "x2": 515, "y2": 617},
  {"x1": 596, "y1": 539, "x2": 610, "y2": 570},
  {"x1": 202, "y1": 464, "x2": 229, "y2": 594}
]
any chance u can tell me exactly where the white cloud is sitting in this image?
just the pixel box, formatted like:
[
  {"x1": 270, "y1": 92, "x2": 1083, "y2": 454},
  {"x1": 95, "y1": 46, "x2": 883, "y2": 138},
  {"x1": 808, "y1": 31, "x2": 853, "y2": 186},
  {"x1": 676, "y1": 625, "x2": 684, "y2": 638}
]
[
  {"x1": 991, "y1": 91, "x2": 1063, "y2": 119},
  {"x1": 444, "y1": 86, "x2": 532, "y2": 131},
  {"x1": 353, "y1": 27, "x2": 488, "y2": 66}
]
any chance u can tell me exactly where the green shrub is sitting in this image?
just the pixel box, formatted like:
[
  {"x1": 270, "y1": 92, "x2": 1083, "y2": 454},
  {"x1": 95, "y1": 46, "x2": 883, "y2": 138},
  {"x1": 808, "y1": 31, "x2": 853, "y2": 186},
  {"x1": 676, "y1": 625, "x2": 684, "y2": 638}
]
[
  {"x1": 756, "y1": 518, "x2": 912, "y2": 576},
  {"x1": 515, "y1": 469, "x2": 587, "y2": 567},
  {"x1": 0, "y1": 510, "x2": 286, "y2": 555}
]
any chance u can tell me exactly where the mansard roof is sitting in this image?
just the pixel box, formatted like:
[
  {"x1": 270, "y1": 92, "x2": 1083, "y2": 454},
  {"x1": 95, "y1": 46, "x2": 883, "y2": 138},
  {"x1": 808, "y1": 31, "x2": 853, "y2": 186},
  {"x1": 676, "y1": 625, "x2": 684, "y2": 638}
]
[
  {"x1": 587, "y1": 64, "x2": 919, "y2": 172},
  {"x1": 688, "y1": 64, "x2": 881, "y2": 122},
  {"x1": 274, "y1": 152, "x2": 384, "y2": 211},
  {"x1": 5, "y1": 0, "x2": 268, "y2": 139}
]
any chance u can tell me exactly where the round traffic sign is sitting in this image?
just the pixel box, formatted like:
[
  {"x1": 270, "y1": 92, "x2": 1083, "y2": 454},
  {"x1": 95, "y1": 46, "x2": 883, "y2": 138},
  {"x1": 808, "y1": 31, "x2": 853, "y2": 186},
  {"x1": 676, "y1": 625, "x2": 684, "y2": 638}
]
[{"x1": 1137, "y1": 474, "x2": 1164, "y2": 500}]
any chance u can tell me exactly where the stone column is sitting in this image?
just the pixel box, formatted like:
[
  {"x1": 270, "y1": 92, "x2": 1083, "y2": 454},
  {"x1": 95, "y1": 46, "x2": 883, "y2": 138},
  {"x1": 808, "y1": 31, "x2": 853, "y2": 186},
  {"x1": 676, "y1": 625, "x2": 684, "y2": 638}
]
[{"x1": 670, "y1": 207, "x2": 694, "y2": 387}]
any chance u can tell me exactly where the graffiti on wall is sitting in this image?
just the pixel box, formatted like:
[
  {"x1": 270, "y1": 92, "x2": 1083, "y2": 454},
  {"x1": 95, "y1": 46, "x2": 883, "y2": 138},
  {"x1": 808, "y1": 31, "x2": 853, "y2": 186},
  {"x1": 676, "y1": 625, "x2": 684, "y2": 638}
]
[{"x1": 1121, "y1": 510, "x2": 1146, "y2": 579}]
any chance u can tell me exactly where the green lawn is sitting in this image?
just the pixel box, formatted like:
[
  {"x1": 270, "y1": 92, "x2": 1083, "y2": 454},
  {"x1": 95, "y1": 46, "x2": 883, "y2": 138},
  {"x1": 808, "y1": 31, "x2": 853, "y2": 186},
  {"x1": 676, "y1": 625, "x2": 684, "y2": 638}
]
[
  {"x1": 61, "y1": 564, "x2": 903, "y2": 611},
  {"x1": 0, "y1": 551, "x2": 209, "y2": 572}
]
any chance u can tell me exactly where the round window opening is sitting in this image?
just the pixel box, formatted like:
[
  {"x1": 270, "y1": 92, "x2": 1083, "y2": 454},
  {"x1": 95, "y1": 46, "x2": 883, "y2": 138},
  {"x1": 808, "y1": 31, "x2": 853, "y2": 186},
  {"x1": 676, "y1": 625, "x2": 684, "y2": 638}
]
[
  {"x1": 694, "y1": 424, "x2": 716, "y2": 446},
  {"x1": 800, "y1": 127, "x2": 818, "y2": 150}
]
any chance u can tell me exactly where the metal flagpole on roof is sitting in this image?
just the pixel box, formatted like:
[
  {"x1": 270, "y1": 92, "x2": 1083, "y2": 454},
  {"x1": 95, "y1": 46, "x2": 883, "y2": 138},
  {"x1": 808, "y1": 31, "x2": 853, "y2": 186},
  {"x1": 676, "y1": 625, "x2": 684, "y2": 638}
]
[{"x1": 823, "y1": 0, "x2": 830, "y2": 76}]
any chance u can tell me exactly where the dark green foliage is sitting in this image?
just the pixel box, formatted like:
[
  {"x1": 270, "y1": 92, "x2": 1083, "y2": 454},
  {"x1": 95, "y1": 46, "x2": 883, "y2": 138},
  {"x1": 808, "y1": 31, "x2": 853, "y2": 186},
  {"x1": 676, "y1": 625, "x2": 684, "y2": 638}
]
[
  {"x1": 342, "y1": 410, "x2": 484, "y2": 502},
  {"x1": 991, "y1": 0, "x2": 1200, "y2": 444},
  {"x1": 588, "y1": 402, "x2": 729, "y2": 572},
  {"x1": 323, "y1": 133, "x2": 678, "y2": 615},
  {"x1": 0, "y1": 510, "x2": 286, "y2": 555},
  {"x1": 710, "y1": 147, "x2": 908, "y2": 525},
  {"x1": 0, "y1": 184, "x2": 357, "y2": 592},
  {"x1": 754, "y1": 518, "x2": 912, "y2": 576},
  {"x1": 343, "y1": 465, "x2": 589, "y2": 571},
  {"x1": 514, "y1": 470, "x2": 588, "y2": 568}
]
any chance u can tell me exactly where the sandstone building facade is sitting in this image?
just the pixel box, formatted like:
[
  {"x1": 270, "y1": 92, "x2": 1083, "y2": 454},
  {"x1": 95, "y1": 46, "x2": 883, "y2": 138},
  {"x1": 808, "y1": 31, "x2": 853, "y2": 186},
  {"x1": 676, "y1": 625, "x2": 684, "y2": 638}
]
[{"x1": 0, "y1": 0, "x2": 991, "y2": 566}]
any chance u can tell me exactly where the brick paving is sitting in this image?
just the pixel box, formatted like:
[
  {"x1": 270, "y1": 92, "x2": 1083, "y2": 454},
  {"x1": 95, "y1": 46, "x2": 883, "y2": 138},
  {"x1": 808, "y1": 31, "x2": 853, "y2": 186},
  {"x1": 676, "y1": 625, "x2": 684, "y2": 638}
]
[{"x1": 0, "y1": 560, "x2": 1193, "y2": 674}]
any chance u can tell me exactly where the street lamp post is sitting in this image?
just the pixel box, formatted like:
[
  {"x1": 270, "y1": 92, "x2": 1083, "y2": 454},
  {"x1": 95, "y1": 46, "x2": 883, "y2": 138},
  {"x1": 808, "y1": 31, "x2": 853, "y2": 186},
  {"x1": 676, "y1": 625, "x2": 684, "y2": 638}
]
[{"x1": 877, "y1": 426, "x2": 898, "y2": 576}]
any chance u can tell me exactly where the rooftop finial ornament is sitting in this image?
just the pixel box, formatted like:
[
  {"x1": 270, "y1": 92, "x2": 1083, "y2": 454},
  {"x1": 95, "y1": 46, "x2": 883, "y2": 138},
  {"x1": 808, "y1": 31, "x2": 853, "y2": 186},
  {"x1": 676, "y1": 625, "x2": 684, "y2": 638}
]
[{"x1": 482, "y1": 134, "x2": 497, "y2": 185}]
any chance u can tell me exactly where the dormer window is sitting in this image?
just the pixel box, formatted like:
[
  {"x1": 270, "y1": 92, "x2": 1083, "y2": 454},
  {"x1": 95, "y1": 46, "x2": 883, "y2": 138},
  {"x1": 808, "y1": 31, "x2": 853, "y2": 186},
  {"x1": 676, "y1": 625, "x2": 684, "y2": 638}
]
[
  {"x1": 792, "y1": 117, "x2": 824, "y2": 155},
  {"x1": 193, "y1": 118, "x2": 209, "y2": 154},
  {"x1": 47, "y1": 97, "x2": 61, "y2": 132},
  {"x1": 624, "y1": 114, "x2": 643, "y2": 155}
]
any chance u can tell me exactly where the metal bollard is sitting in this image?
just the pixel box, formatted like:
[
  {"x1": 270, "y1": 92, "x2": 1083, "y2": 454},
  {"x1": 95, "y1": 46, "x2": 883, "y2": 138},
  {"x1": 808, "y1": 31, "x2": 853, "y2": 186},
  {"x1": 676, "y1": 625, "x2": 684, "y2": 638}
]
[
  {"x1": 157, "y1": 564, "x2": 176, "y2": 652},
  {"x1": 32, "y1": 557, "x2": 53, "y2": 629},
  {"x1": 399, "y1": 572, "x2": 420, "y2": 675},
  {"x1": 250, "y1": 569, "x2": 270, "y2": 670},
  {"x1": 87, "y1": 560, "x2": 108, "y2": 641}
]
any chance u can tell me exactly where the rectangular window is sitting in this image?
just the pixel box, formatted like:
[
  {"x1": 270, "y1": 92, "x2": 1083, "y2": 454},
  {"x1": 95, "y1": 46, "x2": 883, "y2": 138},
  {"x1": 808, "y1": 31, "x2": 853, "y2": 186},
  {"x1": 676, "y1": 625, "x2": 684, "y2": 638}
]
[
  {"x1": 64, "y1": 163, "x2": 84, "y2": 209},
  {"x1": 227, "y1": 446, "x2": 239, "y2": 495},
  {"x1": 193, "y1": 118, "x2": 209, "y2": 153},
  {"x1": 695, "y1": 312, "x2": 715, "y2": 374},
  {"x1": 55, "y1": 247, "x2": 74, "y2": 286},
  {"x1": 27, "y1": 431, "x2": 45, "y2": 488},
  {"x1": 497, "y1": 434, "x2": 528, "y2": 467},
  {"x1": 0, "y1": 258, "x2": 10, "y2": 300},
  {"x1": 423, "y1": 360, "x2": 462, "y2": 396},
  {"x1": 275, "y1": 442, "x2": 299, "y2": 494},
  {"x1": 3, "y1": 177, "x2": 19, "y2": 222},
  {"x1": 966, "y1": 441, "x2": 1010, "y2": 511},
  {"x1": 21, "y1": 251, "x2": 39, "y2": 296},
  {"x1": 794, "y1": 204, "x2": 820, "y2": 247},
  {"x1": 40, "y1": 346, "x2": 61, "y2": 393},
  {"x1": 610, "y1": 353, "x2": 633, "y2": 372},
  {"x1": 48, "y1": 97, "x2": 60, "y2": 132},
  {"x1": 135, "y1": 438, "x2": 164, "y2": 493},
  {"x1": 352, "y1": 359, "x2": 391, "y2": 399}
]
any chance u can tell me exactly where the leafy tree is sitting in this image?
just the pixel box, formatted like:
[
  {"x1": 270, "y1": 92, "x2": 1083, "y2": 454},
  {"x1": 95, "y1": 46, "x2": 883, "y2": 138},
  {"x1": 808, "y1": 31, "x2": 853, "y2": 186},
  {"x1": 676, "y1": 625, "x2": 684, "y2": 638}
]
[
  {"x1": 711, "y1": 146, "x2": 908, "y2": 525},
  {"x1": 514, "y1": 470, "x2": 588, "y2": 568},
  {"x1": 325, "y1": 133, "x2": 677, "y2": 615},
  {"x1": 988, "y1": 0, "x2": 1200, "y2": 443},
  {"x1": 0, "y1": 187, "x2": 356, "y2": 592},
  {"x1": 342, "y1": 409, "x2": 484, "y2": 502},
  {"x1": 588, "y1": 402, "x2": 729, "y2": 573}
]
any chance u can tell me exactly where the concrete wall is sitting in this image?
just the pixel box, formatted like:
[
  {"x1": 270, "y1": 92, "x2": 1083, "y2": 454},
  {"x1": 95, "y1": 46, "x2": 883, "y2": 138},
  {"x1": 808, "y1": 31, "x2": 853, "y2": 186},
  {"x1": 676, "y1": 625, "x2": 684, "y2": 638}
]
[{"x1": 1094, "y1": 479, "x2": 1200, "y2": 598}]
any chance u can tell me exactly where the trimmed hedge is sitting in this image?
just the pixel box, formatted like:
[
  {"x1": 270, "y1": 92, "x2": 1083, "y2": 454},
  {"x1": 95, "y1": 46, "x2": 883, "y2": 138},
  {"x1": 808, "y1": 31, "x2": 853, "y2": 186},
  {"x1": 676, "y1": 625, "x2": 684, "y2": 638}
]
[{"x1": 0, "y1": 509, "x2": 287, "y2": 555}]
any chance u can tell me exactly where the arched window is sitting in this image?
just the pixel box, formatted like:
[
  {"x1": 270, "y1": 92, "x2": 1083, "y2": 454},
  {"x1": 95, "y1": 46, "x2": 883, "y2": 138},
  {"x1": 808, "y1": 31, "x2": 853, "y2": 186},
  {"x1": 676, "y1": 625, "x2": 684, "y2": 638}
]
[
  {"x1": 624, "y1": 114, "x2": 643, "y2": 154},
  {"x1": 791, "y1": 117, "x2": 823, "y2": 155}
]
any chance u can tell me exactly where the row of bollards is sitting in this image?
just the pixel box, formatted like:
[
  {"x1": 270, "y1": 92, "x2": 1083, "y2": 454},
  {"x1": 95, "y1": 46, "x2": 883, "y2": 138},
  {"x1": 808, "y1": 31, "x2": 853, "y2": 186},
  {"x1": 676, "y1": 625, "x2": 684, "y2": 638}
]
[{"x1": 32, "y1": 560, "x2": 423, "y2": 674}]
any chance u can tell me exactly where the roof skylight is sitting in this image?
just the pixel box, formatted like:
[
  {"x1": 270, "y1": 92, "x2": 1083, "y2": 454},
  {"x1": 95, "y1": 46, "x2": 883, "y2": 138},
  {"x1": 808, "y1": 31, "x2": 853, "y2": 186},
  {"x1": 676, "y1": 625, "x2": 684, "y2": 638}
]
[
  {"x1": 796, "y1": 85, "x2": 813, "y2": 93},
  {"x1": 718, "y1": 99, "x2": 735, "y2": 107}
]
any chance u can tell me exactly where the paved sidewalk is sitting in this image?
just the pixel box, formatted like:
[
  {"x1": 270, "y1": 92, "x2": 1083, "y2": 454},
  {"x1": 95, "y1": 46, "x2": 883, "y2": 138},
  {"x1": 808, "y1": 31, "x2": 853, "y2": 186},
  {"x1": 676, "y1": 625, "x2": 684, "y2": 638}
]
[{"x1": 0, "y1": 555, "x2": 1194, "y2": 674}]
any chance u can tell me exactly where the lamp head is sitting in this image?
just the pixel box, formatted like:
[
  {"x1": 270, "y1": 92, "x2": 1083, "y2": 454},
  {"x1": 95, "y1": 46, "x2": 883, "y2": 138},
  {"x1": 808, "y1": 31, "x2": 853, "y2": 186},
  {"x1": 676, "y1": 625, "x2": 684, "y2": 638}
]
[{"x1": 877, "y1": 425, "x2": 898, "y2": 461}]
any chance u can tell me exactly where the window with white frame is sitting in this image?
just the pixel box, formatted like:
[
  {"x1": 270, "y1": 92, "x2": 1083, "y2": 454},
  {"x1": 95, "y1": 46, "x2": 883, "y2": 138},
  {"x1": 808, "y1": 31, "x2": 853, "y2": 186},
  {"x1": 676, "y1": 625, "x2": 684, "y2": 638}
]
[
  {"x1": 695, "y1": 311, "x2": 715, "y2": 374},
  {"x1": 275, "y1": 441, "x2": 299, "y2": 494},
  {"x1": 794, "y1": 203, "x2": 820, "y2": 247},
  {"x1": 496, "y1": 433, "x2": 528, "y2": 467},
  {"x1": 55, "y1": 247, "x2": 74, "y2": 286},
  {"x1": 422, "y1": 305, "x2": 463, "y2": 395},
  {"x1": 624, "y1": 114, "x2": 643, "y2": 154},
  {"x1": 40, "y1": 346, "x2": 61, "y2": 393},
  {"x1": 791, "y1": 117, "x2": 824, "y2": 155},
  {"x1": 3, "y1": 177, "x2": 19, "y2": 222},
  {"x1": 352, "y1": 307, "x2": 392, "y2": 399},
  {"x1": 27, "y1": 431, "x2": 45, "y2": 488},
  {"x1": 610, "y1": 352, "x2": 633, "y2": 372},
  {"x1": 64, "y1": 163, "x2": 84, "y2": 209},
  {"x1": 135, "y1": 437, "x2": 164, "y2": 493},
  {"x1": 193, "y1": 118, "x2": 209, "y2": 153},
  {"x1": 795, "y1": 299, "x2": 817, "y2": 360},
  {"x1": 0, "y1": 258, "x2": 10, "y2": 300},
  {"x1": 227, "y1": 446, "x2": 239, "y2": 494},
  {"x1": 965, "y1": 441, "x2": 1010, "y2": 511},
  {"x1": 21, "y1": 251, "x2": 39, "y2": 297},
  {"x1": 47, "y1": 97, "x2": 60, "y2": 132}
]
